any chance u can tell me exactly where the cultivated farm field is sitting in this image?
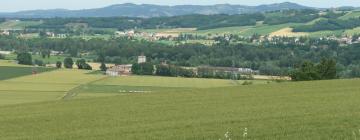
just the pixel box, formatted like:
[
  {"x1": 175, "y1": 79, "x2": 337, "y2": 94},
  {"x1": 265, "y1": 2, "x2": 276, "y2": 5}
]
[
  {"x1": 0, "y1": 20, "x2": 42, "y2": 30},
  {"x1": 1, "y1": 61, "x2": 360, "y2": 139},
  {"x1": 0, "y1": 75, "x2": 359, "y2": 139},
  {"x1": 0, "y1": 61, "x2": 55, "y2": 80}
]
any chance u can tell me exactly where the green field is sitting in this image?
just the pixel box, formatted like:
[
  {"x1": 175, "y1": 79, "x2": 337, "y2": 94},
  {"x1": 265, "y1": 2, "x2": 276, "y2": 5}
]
[
  {"x1": 0, "y1": 71, "x2": 359, "y2": 139},
  {"x1": 0, "y1": 69, "x2": 104, "y2": 106},
  {"x1": 191, "y1": 26, "x2": 252, "y2": 36},
  {"x1": 0, "y1": 20, "x2": 42, "y2": 30},
  {"x1": 0, "y1": 66, "x2": 54, "y2": 80},
  {"x1": 0, "y1": 61, "x2": 55, "y2": 80},
  {"x1": 339, "y1": 11, "x2": 360, "y2": 20},
  {"x1": 308, "y1": 30, "x2": 345, "y2": 37},
  {"x1": 1, "y1": 61, "x2": 360, "y2": 139}
]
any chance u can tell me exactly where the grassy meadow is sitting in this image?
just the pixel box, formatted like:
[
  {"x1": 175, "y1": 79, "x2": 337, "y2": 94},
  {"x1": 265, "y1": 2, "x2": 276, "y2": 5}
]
[
  {"x1": 0, "y1": 20, "x2": 42, "y2": 30},
  {"x1": 1, "y1": 61, "x2": 360, "y2": 139},
  {"x1": 0, "y1": 60, "x2": 55, "y2": 80},
  {"x1": 0, "y1": 74, "x2": 359, "y2": 139},
  {"x1": 339, "y1": 11, "x2": 360, "y2": 20},
  {"x1": 0, "y1": 61, "x2": 104, "y2": 105}
]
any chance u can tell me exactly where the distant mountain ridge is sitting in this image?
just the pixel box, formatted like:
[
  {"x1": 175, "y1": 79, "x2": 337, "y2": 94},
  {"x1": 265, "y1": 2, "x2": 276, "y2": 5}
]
[{"x1": 0, "y1": 2, "x2": 313, "y2": 18}]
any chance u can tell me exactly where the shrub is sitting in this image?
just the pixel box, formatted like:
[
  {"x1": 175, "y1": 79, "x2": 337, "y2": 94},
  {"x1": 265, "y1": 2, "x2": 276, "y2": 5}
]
[
  {"x1": 56, "y1": 61, "x2": 62, "y2": 68},
  {"x1": 34, "y1": 59, "x2": 45, "y2": 67},
  {"x1": 0, "y1": 54, "x2": 5, "y2": 59},
  {"x1": 17, "y1": 52, "x2": 32, "y2": 65},
  {"x1": 242, "y1": 81, "x2": 253, "y2": 85},
  {"x1": 64, "y1": 57, "x2": 74, "y2": 69}
]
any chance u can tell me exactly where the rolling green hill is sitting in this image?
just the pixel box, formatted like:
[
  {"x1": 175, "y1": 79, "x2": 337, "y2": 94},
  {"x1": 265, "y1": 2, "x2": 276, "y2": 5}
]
[
  {"x1": 0, "y1": 64, "x2": 359, "y2": 139},
  {"x1": 0, "y1": 20, "x2": 42, "y2": 30},
  {"x1": 339, "y1": 11, "x2": 360, "y2": 20}
]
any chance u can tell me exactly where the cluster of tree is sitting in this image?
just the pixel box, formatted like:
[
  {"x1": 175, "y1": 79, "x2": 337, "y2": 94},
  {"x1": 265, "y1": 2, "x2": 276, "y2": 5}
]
[
  {"x1": 293, "y1": 17, "x2": 360, "y2": 32},
  {"x1": 131, "y1": 62, "x2": 154, "y2": 75},
  {"x1": 133, "y1": 63, "x2": 253, "y2": 80},
  {"x1": 264, "y1": 10, "x2": 319, "y2": 25},
  {"x1": 4, "y1": 35, "x2": 360, "y2": 79},
  {"x1": 16, "y1": 52, "x2": 47, "y2": 66},
  {"x1": 76, "y1": 59, "x2": 92, "y2": 70},
  {"x1": 29, "y1": 14, "x2": 265, "y2": 31},
  {"x1": 16, "y1": 52, "x2": 33, "y2": 65},
  {"x1": 290, "y1": 59, "x2": 337, "y2": 81},
  {"x1": 155, "y1": 64, "x2": 195, "y2": 78},
  {"x1": 196, "y1": 67, "x2": 252, "y2": 80}
]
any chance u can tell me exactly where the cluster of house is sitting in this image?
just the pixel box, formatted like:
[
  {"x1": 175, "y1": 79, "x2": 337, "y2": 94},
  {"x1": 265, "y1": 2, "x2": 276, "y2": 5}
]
[
  {"x1": 255, "y1": 35, "x2": 360, "y2": 45},
  {"x1": 0, "y1": 50, "x2": 11, "y2": 55},
  {"x1": 106, "y1": 54, "x2": 258, "y2": 77},
  {"x1": 115, "y1": 30, "x2": 178, "y2": 41},
  {"x1": 0, "y1": 30, "x2": 10, "y2": 36},
  {"x1": 45, "y1": 32, "x2": 67, "y2": 38}
]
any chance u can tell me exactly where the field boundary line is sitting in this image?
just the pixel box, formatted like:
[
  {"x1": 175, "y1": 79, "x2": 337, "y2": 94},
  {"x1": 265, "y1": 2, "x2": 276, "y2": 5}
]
[{"x1": 61, "y1": 76, "x2": 110, "y2": 100}]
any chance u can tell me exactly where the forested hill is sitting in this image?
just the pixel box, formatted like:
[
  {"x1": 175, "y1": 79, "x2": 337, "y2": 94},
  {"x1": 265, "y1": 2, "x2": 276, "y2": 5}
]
[{"x1": 0, "y1": 2, "x2": 311, "y2": 18}]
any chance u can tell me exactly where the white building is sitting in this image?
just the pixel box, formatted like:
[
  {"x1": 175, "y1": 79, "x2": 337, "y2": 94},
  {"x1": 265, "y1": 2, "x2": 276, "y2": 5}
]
[
  {"x1": 0, "y1": 51, "x2": 11, "y2": 55},
  {"x1": 106, "y1": 64, "x2": 133, "y2": 76},
  {"x1": 138, "y1": 55, "x2": 146, "y2": 64}
]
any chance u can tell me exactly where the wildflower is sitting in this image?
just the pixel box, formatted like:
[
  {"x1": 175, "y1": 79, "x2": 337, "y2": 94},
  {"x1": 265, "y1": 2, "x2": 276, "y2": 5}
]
[
  {"x1": 243, "y1": 127, "x2": 248, "y2": 138},
  {"x1": 225, "y1": 131, "x2": 230, "y2": 139}
]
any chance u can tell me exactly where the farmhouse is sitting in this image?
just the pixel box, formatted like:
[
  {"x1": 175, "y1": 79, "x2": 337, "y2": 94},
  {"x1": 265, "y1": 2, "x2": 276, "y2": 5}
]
[
  {"x1": 138, "y1": 54, "x2": 146, "y2": 64},
  {"x1": 0, "y1": 51, "x2": 11, "y2": 55},
  {"x1": 0, "y1": 30, "x2": 10, "y2": 36},
  {"x1": 106, "y1": 55, "x2": 147, "y2": 76},
  {"x1": 106, "y1": 64, "x2": 133, "y2": 76}
]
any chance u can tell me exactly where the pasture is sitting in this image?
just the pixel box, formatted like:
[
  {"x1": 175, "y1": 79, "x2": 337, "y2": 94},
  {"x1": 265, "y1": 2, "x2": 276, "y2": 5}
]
[
  {"x1": 0, "y1": 69, "x2": 104, "y2": 106},
  {"x1": 1, "y1": 60, "x2": 359, "y2": 139},
  {"x1": 0, "y1": 77, "x2": 359, "y2": 139},
  {"x1": 339, "y1": 11, "x2": 360, "y2": 20},
  {"x1": 0, "y1": 61, "x2": 55, "y2": 80},
  {"x1": 269, "y1": 27, "x2": 308, "y2": 37},
  {"x1": 0, "y1": 20, "x2": 42, "y2": 30},
  {"x1": 91, "y1": 76, "x2": 266, "y2": 88}
]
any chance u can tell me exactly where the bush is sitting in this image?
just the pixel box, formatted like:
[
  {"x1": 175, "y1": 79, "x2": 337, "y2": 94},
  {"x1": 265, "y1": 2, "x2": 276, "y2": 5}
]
[
  {"x1": 64, "y1": 57, "x2": 74, "y2": 69},
  {"x1": 132, "y1": 62, "x2": 154, "y2": 75},
  {"x1": 290, "y1": 59, "x2": 337, "y2": 81},
  {"x1": 34, "y1": 59, "x2": 45, "y2": 67},
  {"x1": 0, "y1": 54, "x2": 5, "y2": 59},
  {"x1": 100, "y1": 62, "x2": 107, "y2": 71},
  {"x1": 242, "y1": 81, "x2": 253, "y2": 85},
  {"x1": 56, "y1": 61, "x2": 62, "y2": 68},
  {"x1": 17, "y1": 52, "x2": 32, "y2": 65}
]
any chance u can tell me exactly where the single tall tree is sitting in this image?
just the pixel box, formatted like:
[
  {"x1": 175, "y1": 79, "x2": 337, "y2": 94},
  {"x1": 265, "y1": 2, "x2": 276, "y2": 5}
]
[
  {"x1": 64, "y1": 57, "x2": 74, "y2": 69},
  {"x1": 17, "y1": 52, "x2": 32, "y2": 65}
]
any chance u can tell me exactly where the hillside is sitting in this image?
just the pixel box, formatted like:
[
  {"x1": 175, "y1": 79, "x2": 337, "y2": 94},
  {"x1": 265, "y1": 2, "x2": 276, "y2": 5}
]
[
  {"x1": 0, "y1": 2, "x2": 311, "y2": 18},
  {"x1": 0, "y1": 65, "x2": 359, "y2": 139}
]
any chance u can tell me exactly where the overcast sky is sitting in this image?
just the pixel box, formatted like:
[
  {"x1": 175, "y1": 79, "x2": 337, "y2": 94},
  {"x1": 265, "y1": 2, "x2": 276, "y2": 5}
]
[{"x1": 1, "y1": 0, "x2": 359, "y2": 12}]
